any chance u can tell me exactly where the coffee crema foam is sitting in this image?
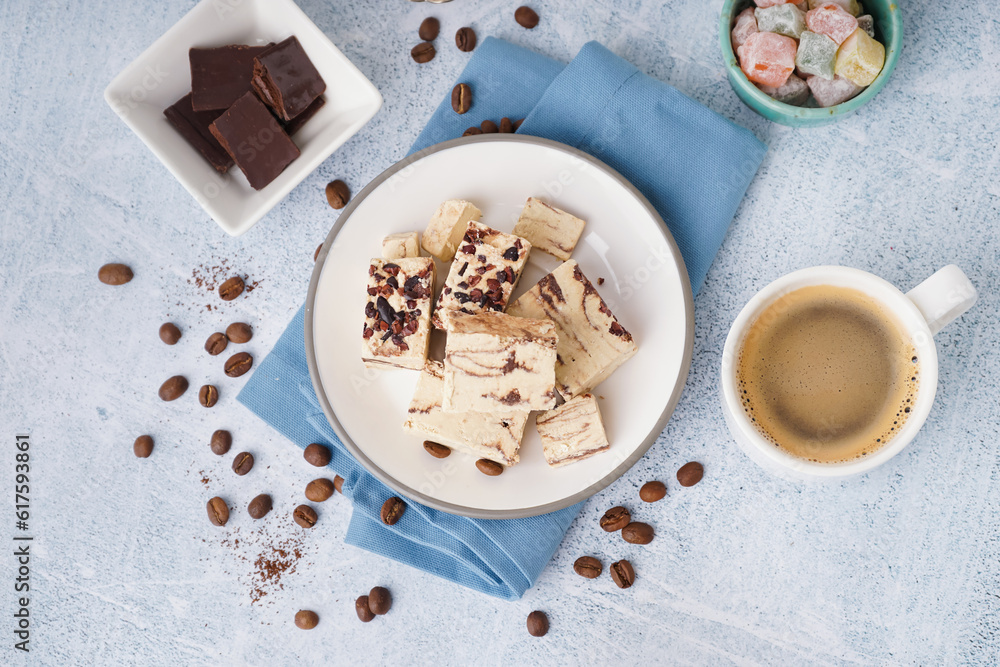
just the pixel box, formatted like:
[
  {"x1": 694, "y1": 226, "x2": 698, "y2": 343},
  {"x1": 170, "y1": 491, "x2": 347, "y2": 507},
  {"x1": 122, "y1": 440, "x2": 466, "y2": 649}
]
[{"x1": 736, "y1": 285, "x2": 919, "y2": 463}]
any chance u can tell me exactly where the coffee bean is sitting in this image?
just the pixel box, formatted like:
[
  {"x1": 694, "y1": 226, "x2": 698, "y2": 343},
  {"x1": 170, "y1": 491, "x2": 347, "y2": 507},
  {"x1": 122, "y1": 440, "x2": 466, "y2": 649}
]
[
  {"x1": 355, "y1": 596, "x2": 375, "y2": 622},
  {"x1": 455, "y1": 27, "x2": 477, "y2": 52},
  {"x1": 622, "y1": 522, "x2": 654, "y2": 545},
  {"x1": 248, "y1": 493, "x2": 272, "y2": 519},
  {"x1": 610, "y1": 559, "x2": 635, "y2": 589},
  {"x1": 295, "y1": 610, "x2": 319, "y2": 630},
  {"x1": 219, "y1": 276, "x2": 245, "y2": 301},
  {"x1": 462, "y1": 127, "x2": 482, "y2": 137},
  {"x1": 226, "y1": 322, "x2": 253, "y2": 344},
  {"x1": 304, "y1": 443, "x2": 331, "y2": 467},
  {"x1": 526, "y1": 610, "x2": 549, "y2": 637},
  {"x1": 480, "y1": 119, "x2": 498, "y2": 133},
  {"x1": 207, "y1": 497, "x2": 229, "y2": 527},
  {"x1": 476, "y1": 459, "x2": 504, "y2": 476},
  {"x1": 314, "y1": 243, "x2": 323, "y2": 262},
  {"x1": 224, "y1": 352, "x2": 253, "y2": 377},
  {"x1": 515, "y1": 6, "x2": 540, "y2": 29},
  {"x1": 368, "y1": 586, "x2": 392, "y2": 615},
  {"x1": 133, "y1": 435, "x2": 154, "y2": 458},
  {"x1": 232, "y1": 452, "x2": 254, "y2": 476},
  {"x1": 199, "y1": 384, "x2": 219, "y2": 408},
  {"x1": 98, "y1": 263, "x2": 133, "y2": 285},
  {"x1": 640, "y1": 480, "x2": 667, "y2": 502},
  {"x1": 210, "y1": 429, "x2": 232, "y2": 455},
  {"x1": 499, "y1": 117, "x2": 514, "y2": 133},
  {"x1": 158, "y1": 375, "x2": 188, "y2": 401},
  {"x1": 333, "y1": 475, "x2": 345, "y2": 494},
  {"x1": 305, "y1": 478, "x2": 336, "y2": 502},
  {"x1": 418, "y1": 16, "x2": 439, "y2": 41},
  {"x1": 380, "y1": 497, "x2": 405, "y2": 525},
  {"x1": 423, "y1": 440, "x2": 451, "y2": 458},
  {"x1": 293, "y1": 504, "x2": 318, "y2": 528},
  {"x1": 205, "y1": 332, "x2": 228, "y2": 356},
  {"x1": 451, "y1": 83, "x2": 472, "y2": 114},
  {"x1": 600, "y1": 506, "x2": 631, "y2": 532},
  {"x1": 513, "y1": 118, "x2": 525, "y2": 131},
  {"x1": 573, "y1": 556, "x2": 602, "y2": 579},
  {"x1": 411, "y1": 41, "x2": 436, "y2": 63},
  {"x1": 325, "y1": 179, "x2": 350, "y2": 209},
  {"x1": 159, "y1": 322, "x2": 181, "y2": 345},
  {"x1": 677, "y1": 461, "x2": 704, "y2": 487}
]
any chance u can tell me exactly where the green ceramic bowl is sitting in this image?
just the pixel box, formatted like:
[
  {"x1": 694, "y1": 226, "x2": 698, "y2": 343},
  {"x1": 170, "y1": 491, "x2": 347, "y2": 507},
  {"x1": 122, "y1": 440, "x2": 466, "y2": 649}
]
[{"x1": 720, "y1": 0, "x2": 902, "y2": 127}]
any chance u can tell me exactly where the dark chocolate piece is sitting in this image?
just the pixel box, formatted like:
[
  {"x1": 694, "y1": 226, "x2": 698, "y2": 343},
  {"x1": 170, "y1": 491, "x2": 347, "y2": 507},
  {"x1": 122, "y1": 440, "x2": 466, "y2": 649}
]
[
  {"x1": 251, "y1": 36, "x2": 326, "y2": 121},
  {"x1": 163, "y1": 93, "x2": 233, "y2": 173},
  {"x1": 189, "y1": 44, "x2": 273, "y2": 111},
  {"x1": 209, "y1": 92, "x2": 300, "y2": 190},
  {"x1": 281, "y1": 95, "x2": 325, "y2": 136}
]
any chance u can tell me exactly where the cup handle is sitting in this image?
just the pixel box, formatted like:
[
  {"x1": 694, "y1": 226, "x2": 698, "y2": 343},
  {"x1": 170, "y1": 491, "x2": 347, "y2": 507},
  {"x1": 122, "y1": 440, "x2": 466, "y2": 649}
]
[{"x1": 905, "y1": 265, "x2": 977, "y2": 335}]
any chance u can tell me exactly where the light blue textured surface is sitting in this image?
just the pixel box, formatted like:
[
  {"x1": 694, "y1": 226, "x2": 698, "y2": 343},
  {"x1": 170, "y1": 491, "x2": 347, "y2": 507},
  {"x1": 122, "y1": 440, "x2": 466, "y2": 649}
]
[{"x1": 1, "y1": 0, "x2": 998, "y2": 664}]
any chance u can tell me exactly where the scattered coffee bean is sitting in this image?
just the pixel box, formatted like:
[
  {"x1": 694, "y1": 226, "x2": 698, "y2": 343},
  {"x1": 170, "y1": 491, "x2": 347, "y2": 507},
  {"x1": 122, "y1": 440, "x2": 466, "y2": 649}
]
[
  {"x1": 640, "y1": 481, "x2": 667, "y2": 503},
  {"x1": 380, "y1": 497, "x2": 406, "y2": 525},
  {"x1": 248, "y1": 493, "x2": 273, "y2": 519},
  {"x1": 356, "y1": 596, "x2": 375, "y2": 622},
  {"x1": 304, "y1": 443, "x2": 331, "y2": 467},
  {"x1": 293, "y1": 504, "x2": 318, "y2": 528},
  {"x1": 480, "y1": 119, "x2": 498, "y2": 133},
  {"x1": 418, "y1": 16, "x2": 440, "y2": 41},
  {"x1": 159, "y1": 322, "x2": 181, "y2": 345},
  {"x1": 476, "y1": 459, "x2": 504, "y2": 476},
  {"x1": 226, "y1": 322, "x2": 253, "y2": 344},
  {"x1": 210, "y1": 429, "x2": 232, "y2": 455},
  {"x1": 158, "y1": 375, "x2": 188, "y2": 401},
  {"x1": 526, "y1": 610, "x2": 549, "y2": 637},
  {"x1": 205, "y1": 332, "x2": 228, "y2": 356},
  {"x1": 207, "y1": 497, "x2": 229, "y2": 527},
  {"x1": 622, "y1": 522, "x2": 654, "y2": 545},
  {"x1": 677, "y1": 461, "x2": 704, "y2": 487},
  {"x1": 133, "y1": 435, "x2": 154, "y2": 458},
  {"x1": 499, "y1": 117, "x2": 514, "y2": 133},
  {"x1": 462, "y1": 127, "x2": 482, "y2": 137},
  {"x1": 573, "y1": 556, "x2": 602, "y2": 579},
  {"x1": 610, "y1": 559, "x2": 635, "y2": 589},
  {"x1": 232, "y1": 452, "x2": 254, "y2": 476},
  {"x1": 219, "y1": 276, "x2": 245, "y2": 301},
  {"x1": 295, "y1": 609, "x2": 319, "y2": 630},
  {"x1": 314, "y1": 243, "x2": 323, "y2": 262},
  {"x1": 600, "y1": 506, "x2": 631, "y2": 532},
  {"x1": 199, "y1": 384, "x2": 219, "y2": 408},
  {"x1": 513, "y1": 118, "x2": 525, "y2": 131},
  {"x1": 455, "y1": 27, "x2": 477, "y2": 52},
  {"x1": 368, "y1": 586, "x2": 392, "y2": 615},
  {"x1": 305, "y1": 478, "x2": 336, "y2": 502},
  {"x1": 451, "y1": 83, "x2": 472, "y2": 114},
  {"x1": 411, "y1": 41, "x2": 436, "y2": 63},
  {"x1": 333, "y1": 475, "x2": 345, "y2": 494},
  {"x1": 224, "y1": 351, "x2": 253, "y2": 377},
  {"x1": 325, "y1": 179, "x2": 350, "y2": 209},
  {"x1": 423, "y1": 440, "x2": 451, "y2": 458},
  {"x1": 98, "y1": 263, "x2": 133, "y2": 285},
  {"x1": 515, "y1": 6, "x2": 540, "y2": 29}
]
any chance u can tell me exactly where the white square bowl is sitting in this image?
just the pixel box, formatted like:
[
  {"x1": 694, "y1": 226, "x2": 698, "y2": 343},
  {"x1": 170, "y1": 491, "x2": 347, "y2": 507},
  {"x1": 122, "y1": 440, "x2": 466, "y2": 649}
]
[{"x1": 104, "y1": 0, "x2": 382, "y2": 236}]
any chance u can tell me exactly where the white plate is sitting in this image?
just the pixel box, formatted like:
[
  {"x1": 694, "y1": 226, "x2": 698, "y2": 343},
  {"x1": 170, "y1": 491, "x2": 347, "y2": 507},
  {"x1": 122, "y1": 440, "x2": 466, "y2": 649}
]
[
  {"x1": 104, "y1": 0, "x2": 382, "y2": 236},
  {"x1": 306, "y1": 136, "x2": 694, "y2": 518}
]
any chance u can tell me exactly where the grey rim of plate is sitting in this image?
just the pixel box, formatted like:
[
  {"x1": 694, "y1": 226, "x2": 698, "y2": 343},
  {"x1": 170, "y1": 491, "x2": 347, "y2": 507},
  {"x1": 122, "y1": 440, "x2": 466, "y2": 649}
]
[{"x1": 304, "y1": 134, "x2": 695, "y2": 519}]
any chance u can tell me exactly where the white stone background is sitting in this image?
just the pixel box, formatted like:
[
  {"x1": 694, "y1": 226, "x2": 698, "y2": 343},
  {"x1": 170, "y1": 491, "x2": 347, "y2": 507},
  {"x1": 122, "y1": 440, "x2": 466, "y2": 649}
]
[{"x1": 1, "y1": 0, "x2": 998, "y2": 664}]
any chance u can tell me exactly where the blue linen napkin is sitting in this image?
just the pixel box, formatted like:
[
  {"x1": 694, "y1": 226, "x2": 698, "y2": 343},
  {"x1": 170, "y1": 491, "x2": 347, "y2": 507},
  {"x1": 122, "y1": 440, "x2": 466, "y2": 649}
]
[{"x1": 238, "y1": 38, "x2": 766, "y2": 601}]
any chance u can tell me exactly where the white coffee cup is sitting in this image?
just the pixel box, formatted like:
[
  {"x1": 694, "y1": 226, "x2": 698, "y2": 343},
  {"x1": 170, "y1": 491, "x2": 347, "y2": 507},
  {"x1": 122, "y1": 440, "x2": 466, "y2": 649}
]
[{"x1": 720, "y1": 265, "x2": 977, "y2": 480}]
